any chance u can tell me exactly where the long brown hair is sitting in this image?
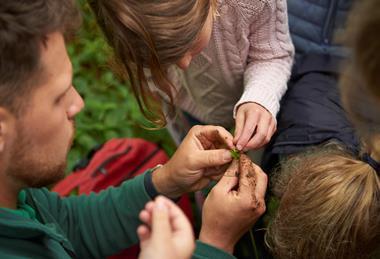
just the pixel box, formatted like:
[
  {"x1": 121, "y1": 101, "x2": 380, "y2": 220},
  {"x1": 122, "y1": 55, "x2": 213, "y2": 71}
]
[{"x1": 88, "y1": 0, "x2": 212, "y2": 126}]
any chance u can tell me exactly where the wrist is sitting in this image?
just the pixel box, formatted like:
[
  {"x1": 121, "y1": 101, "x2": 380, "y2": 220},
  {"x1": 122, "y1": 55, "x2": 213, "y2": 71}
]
[
  {"x1": 151, "y1": 164, "x2": 183, "y2": 199},
  {"x1": 199, "y1": 229, "x2": 235, "y2": 254}
]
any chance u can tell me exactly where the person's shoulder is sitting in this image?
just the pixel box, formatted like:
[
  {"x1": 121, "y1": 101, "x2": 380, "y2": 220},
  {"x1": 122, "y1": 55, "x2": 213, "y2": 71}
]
[
  {"x1": 25, "y1": 187, "x2": 60, "y2": 208},
  {"x1": 219, "y1": 0, "x2": 267, "y2": 21},
  {"x1": 25, "y1": 187, "x2": 53, "y2": 199},
  {"x1": 220, "y1": 0, "x2": 266, "y2": 13}
]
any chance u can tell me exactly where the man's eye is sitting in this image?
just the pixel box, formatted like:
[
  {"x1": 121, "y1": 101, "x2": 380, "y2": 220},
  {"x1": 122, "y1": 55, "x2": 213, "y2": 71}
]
[{"x1": 55, "y1": 94, "x2": 64, "y2": 104}]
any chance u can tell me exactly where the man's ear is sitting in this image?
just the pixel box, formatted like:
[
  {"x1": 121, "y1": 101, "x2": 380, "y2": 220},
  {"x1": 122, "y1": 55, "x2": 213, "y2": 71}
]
[{"x1": 0, "y1": 108, "x2": 16, "y2": 153}]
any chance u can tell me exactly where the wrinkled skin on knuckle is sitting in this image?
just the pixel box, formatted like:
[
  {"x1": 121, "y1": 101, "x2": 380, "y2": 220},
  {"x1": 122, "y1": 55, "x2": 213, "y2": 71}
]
[
  {"x1": 196, "y1": 127, "x2": 229, "y2": 150},
  {"x1": 197, "y1": 132, "x2": 212, "y2": 149},
  {"x1": 207, "y1": 152, "x2": 218, "y2": 165},
  {"x1": 256, "y1": 199, "x2": 266, "y2": 215},
  {"x1": 215, "y1": 126, "x2": 224, "y2": 133},
  {"x1": 212, "y1": 127, "x2": 231, "y2": 149}
]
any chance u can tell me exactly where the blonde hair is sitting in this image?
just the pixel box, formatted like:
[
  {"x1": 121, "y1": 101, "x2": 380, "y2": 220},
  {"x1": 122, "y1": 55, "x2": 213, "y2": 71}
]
[
  {"x1": 267, "y1": 1, "x2": 380, "y2": 257},
  {"x1": 267, "y1": 144, "x2": 380, "y2": 259},
  {"x1": 88, "y1": 0, "x2": 215, "y2": 126}
]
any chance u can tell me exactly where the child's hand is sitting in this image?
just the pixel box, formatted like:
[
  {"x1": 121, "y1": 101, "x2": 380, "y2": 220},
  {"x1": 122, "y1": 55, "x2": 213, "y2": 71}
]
[
  {"x1": 234, "y1": 102, "x2": 276, "y2": 151},
  {"x1": 138, "y1": 196, "x2": 195, "y2": 259}
]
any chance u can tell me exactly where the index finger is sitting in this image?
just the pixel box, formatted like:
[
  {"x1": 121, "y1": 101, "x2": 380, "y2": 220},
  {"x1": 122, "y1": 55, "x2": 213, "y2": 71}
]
[
  {"x1": 238, "y1": 155, "x2": 268, "y2": 212},
  {"x1": 193, "y1": 125, "x2": 234, "y2": 150},
  {"x1": 237, "y1": 154, "x2": 257, "y2": 199}
]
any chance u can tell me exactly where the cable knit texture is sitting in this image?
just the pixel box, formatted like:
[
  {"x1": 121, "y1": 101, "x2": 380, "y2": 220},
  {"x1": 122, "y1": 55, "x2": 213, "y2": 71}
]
[{"x1": 170, "y1": 0, "x2": 294, "y2": 128}]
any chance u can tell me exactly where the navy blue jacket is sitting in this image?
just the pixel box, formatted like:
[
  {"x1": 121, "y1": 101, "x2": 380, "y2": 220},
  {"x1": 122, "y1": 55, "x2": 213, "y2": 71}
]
[
  {"x1": 262, "y1": 54, "x2": 360, "y2": 172},
  {"x1": 288, "y1": 0, "x2": 354, "y2": 61},
  {"x1": 262, "y1": 0, "x2": 359, "y2": 171}
]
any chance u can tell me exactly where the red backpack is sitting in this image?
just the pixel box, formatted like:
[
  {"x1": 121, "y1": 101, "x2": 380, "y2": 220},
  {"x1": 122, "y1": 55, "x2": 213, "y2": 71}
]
[{"x1": 52, "y1": 138, "x2": 194, "y2": 258}]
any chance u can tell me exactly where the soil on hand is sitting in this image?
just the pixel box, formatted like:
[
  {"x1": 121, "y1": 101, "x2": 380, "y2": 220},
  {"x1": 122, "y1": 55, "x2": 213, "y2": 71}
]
[{"x1": 238, "y1": 154, "x2": 258, "y2": 206}]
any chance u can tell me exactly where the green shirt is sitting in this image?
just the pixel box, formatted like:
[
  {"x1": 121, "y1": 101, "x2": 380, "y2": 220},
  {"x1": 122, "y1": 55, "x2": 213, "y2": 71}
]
[
  {"x1": 0, "y1": 172, "x2": 234, "y2": 259},
  {"x1": 0, "y1": 190, "x2": 37, "y2": 220}
]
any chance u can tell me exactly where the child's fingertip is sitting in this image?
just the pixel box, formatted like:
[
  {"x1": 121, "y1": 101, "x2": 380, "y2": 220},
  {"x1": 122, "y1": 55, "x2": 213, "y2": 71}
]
[{"x1": 155, "y1": 198, "x2": 168, "y2": 212}]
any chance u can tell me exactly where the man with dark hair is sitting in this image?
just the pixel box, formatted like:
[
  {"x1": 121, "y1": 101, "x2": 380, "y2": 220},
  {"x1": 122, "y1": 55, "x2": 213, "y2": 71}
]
[{"x1": 0, "y1": 1, "x2": 267, "y2": 258}]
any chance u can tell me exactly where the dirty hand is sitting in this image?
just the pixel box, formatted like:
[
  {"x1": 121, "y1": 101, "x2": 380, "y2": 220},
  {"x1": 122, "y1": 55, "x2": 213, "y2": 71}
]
[
  {"x1": 153, "y1": 125, "x2": 235, "y2": 199},
  {"x1": 234, "y1": 102, "x2": 276, "y2": 151},
  {"x1": 199, "y1": 155, "x2": 268, "y2": 254},
  {"x1": 138, "y1": 196, "x2": 195, "y2": 259}
]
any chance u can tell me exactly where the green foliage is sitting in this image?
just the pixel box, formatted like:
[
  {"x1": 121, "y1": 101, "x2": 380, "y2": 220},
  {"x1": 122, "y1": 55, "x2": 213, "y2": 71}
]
[
  {"x1": 66, "y1": 0, "x2": 175, "y2": 170},
  {"x1": 230, "y1": 149, "x2": 241, "y2": 160}
]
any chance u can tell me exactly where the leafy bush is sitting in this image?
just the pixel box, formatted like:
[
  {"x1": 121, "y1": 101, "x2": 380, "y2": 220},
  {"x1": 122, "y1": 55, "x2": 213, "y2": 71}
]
[{"x1": 67, "y1": 0, "x2": 175, "y2": 170}]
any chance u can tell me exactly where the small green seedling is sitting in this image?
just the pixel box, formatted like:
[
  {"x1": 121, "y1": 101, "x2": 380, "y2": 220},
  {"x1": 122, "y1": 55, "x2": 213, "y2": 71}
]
[{"x1": 230, "y1": 149, "x2": 240, "y2": 160}]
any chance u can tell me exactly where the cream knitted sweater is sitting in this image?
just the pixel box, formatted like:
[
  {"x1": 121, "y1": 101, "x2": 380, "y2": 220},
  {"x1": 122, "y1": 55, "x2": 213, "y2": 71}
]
[{"x1": 168, "y1": 0, "x2": 294, "y2": 128}]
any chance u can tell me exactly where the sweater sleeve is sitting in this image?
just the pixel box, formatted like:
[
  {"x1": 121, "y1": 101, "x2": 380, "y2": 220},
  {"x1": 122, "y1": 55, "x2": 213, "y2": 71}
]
[
  {"x1": 234, "y1": 0, "x2": 294, "y2": 120},
  {"x1": 34, "y1": 173, "x2": 152, "y2": 258}
]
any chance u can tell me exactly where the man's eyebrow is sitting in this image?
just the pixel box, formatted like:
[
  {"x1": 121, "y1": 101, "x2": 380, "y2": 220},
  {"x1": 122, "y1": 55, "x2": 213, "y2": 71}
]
[{"x1": 59, "y1": 66, "x2": 73, "y2": 97}]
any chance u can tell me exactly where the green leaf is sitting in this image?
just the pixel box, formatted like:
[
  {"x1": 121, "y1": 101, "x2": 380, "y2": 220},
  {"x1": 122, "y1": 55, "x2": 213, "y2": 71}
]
[{"x1": 230, "y1": 149, "x2": 240, "y2": 160}]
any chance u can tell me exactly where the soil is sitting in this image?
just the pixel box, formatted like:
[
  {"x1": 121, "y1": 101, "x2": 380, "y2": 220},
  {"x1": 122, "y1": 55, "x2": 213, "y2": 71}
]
[{"x1": 238, "y1": 154, "x2": 258, "y2": 207}]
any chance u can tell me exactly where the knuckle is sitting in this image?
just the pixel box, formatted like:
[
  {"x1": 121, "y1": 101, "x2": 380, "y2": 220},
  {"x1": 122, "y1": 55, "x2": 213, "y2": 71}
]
[
  {"x1": 255, "y1": 132, "x2": 265, "y2": 142},
  {"x1": 207, "y1": 153, "x2": 217, "y2": 164},
  {"x1": 240, "y1": 136, "x2": 249, "y2": 144},
  {"x1": 258, "y1": 202, "x2": 266, "y2": 215},
  {"x1": 192, "y1": 125, "x2": 202, "y2": 132},
  {"x1": 215, "y1": 126, "x2": 224, "y2": 133},
  {"x1": 250, "y1": 198, "x2": 265, "y2": 212},
  {"x1": 247, "y1": 200, "x2": 258, "y2": 211}
]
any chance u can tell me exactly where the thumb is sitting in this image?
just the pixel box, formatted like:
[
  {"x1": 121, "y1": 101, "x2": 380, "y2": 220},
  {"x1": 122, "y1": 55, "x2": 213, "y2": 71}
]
[
  {"x1": 151, "y1": 198, "x2": 171, "y2": 240},
  {"x1": 193, "y1": 149, "x2": 232, "y2": 169}
]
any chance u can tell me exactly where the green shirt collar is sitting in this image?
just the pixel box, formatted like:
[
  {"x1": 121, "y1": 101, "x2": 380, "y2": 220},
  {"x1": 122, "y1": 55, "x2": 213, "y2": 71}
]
[{"x1": 1, "y1": 190, "x2": 37, "y2": 220}]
